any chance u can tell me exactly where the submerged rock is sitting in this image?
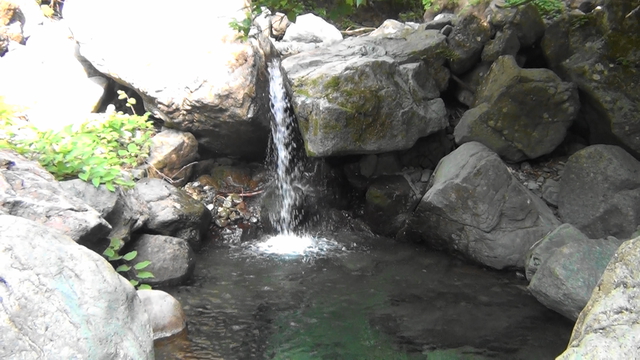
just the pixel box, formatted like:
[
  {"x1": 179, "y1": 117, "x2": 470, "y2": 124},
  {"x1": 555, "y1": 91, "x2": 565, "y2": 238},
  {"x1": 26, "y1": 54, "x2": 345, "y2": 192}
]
[{"x1": 405, "y1": 142, "x2": 560, "y2": 269}]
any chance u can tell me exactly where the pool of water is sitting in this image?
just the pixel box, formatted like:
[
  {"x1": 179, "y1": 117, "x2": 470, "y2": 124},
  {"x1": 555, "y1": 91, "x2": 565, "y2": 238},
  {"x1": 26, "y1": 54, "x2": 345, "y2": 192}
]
[{"x1": 154, "y1": 229, "x2": 573, "y2": 360}]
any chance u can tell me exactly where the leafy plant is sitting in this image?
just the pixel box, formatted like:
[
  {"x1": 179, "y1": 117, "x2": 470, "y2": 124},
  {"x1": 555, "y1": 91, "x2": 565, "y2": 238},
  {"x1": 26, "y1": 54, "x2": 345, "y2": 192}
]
[
  {"x1": 103, "y1": 238, "x2": 154, "y2": 290},
  {"x1": 0, "y1": 97, "x2": 154, "y2": 191},
  {"x1": 504, "y1": 0, "x2": 564, "y2": 17}
]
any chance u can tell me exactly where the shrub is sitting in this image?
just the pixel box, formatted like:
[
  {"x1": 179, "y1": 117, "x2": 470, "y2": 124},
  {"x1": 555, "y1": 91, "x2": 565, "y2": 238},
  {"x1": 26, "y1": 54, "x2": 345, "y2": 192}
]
[
  {"x1": 103, "y1": 238, "x2": 154, "y2": 290},
  {"x1": 0, "y1": 94, "x2": 154, "y2": 192}
]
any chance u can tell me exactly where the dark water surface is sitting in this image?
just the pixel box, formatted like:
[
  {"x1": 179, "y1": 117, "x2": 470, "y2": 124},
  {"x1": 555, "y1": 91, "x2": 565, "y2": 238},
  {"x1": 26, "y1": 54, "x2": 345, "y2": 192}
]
[{"x1": 155, "y1": 231, "x2": 573, "y2": 360}]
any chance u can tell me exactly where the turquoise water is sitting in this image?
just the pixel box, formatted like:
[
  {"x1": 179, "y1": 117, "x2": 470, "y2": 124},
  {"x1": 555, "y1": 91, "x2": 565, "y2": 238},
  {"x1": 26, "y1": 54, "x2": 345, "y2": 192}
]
[{"x1": 154, "y1": 231, "x2": 573, "y2": 359}]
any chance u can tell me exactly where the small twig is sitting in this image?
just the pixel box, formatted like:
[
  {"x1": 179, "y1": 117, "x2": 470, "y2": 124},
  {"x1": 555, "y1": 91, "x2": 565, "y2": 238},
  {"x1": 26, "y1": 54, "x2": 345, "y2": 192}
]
[
  {"x1": 340, "y1": 27, "x2": 376, "y2": 37},
  {"x1": 168, "y1": 161, "x2": 198, "y2": 180}
]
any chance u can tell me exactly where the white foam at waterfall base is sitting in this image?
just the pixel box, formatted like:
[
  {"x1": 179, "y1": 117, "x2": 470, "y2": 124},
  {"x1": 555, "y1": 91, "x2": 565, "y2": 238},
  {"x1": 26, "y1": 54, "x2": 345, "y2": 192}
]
[{"x1": 254, "y1": 233, "x2": 345, "y2": 258}]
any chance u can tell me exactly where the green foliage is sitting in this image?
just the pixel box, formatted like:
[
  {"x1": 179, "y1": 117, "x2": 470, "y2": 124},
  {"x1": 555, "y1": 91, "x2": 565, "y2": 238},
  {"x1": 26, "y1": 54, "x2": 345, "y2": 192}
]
[
  {"x1": 0, "y1": 97, "x2": 154, "y2": 192},
  {"x1": 504, "y1": 0, "x2": 564, "y2": 17},
  {"x1": 103, "y1": 238, "x2": 154, "y2": 290}
]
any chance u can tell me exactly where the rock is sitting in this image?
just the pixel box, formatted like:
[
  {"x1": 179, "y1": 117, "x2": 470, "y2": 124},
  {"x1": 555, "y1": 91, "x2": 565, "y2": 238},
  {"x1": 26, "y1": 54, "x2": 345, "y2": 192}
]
[
  {"x1": 542, "y1": 3, "x2": 640, "y2": 157},
  {"x1": 528, "y1": 237, "x2": 623, "y2": 320},
  {"x1": 454, "y1": 55, "x2": 580, "y2": 162},
  {"x1": 424, "y1": 13, "x2": 457, "y2": 30},
  {"x1": 399, "y1": 131, "x2": 455, "y2": 170},
  {"x1": 282, "y1": 13, "x2": 342, "y2": 44},
  {"x1": 197, "y1": 164, "x2": 261, "y2": 193},
  {"x1": 359, "y1": 154, "x2": 377, "y2": 178},
  {"x1": 137, "y1": 289, "x2": 187, "y2": 340},
  {"x1": 63, "y1": 0, "x2": 274, "y2": 160},
  {"x1": 405, "y1": 142, "x2": 560, "y2": 269},
  {"x1": 147, "y1": 129, "x2": 199, "y2": 187},
  {"x1": 452, "y1": 61, "x2": 492, "y2": 107},
  {"x1": 558, "y1": 145, "x2": 640, "y2": 239},
  {"x1": 129, "y1": 234, "x2": 195, "y2": 287},
  {"x1": 541, "y1": 178, "x2": 560, "y2": 206},
  {"x1": 135, "y1": 178, "x2": 211, "y2": 251},
  {"x1": 363, "y1": 175, "x2": 421, "y2": 237},
  {"x1": 485, "y1": 2, "x2": 546, "y2": 48},
  {"x1": 283, "y1": 25, "x2": 449, "y2": 157},
  {"x1": 0, "y1": 19, "x2": 107, "y2": 131},
  {"x1": 0, "y1": 150, "x2": 111, "y2": 250},
  {"x1": 557, "y1": 237, "x2": 640, "y2": 359},
  {"x1": 446, "y1": 14, "x2": 491, "y2": 75},
  {"x1": 60, "y1": 179, "x2": 149, "y2": 243},
  {"x1": 0, "y1": 215, "x2": 154, "y2": 359},
  {"x1": 481, "y1": 27, "x2": 520, "y2": 63},
  {"x1": 524, "y1": 223, "x2": 591, "y2": 281}
]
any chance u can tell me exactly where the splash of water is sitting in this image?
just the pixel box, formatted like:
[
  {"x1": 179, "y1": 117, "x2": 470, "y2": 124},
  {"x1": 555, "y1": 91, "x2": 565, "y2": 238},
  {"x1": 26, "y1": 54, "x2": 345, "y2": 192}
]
[{"x1": 267, "y1": 58, "x2": 302, "y2": 235}]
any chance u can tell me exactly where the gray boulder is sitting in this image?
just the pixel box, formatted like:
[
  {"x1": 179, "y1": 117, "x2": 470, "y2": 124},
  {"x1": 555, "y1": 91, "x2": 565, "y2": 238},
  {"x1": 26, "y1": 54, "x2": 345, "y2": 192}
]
[
  {"x1": 525, "y1": 223, "x2": 590, "y2": 281},
  {"x1": 0, "y1": 150, "x2": 111, "y2": 250},
  {"x1": 454, "y1": 55, "x2": 579, "y2": 162},
  {"x1": 363, "y1": 175, "x2": 422, "y2": 237},
  {"x1": 0, "y1": 215, "x2": 154, "y2": 359},
  {"x1": 481, "y1": 27, "x2": 520, "y2": 63},
  {"x1": 485, "y1": 2, "x2": 546, "y2": 48},
  {"x1": 135, "y1": 178, "x2": 212, "y2": 251},
  {"x1": 405, "y1": 142, "x2": 560, "y2": 269},
  {"x1": 63, "y1": 0, "x2": 274, "y2": 159},
  {"x1": 282, "y1": 25, "x2": 449, "y2": 157},
  {"x1": 557, "y1": 237, "x2": 640, "y2": 359},
  {"x1": 137, "y1": 289, "x2": 187, "y2": 340},
  {"x1": 60, "y1": 179, "x2": 149, "y2": 244},
  {"x1": 130, "y1": 234, "x2": 195, "y2": 287},
  {"x1": 558, "y1": 145, "x2": 640, "y2": 239},
  {"x1": 446, "y1": 14, "x2": 491, "y2": 75},
  {"x1": 542, "y1": 2, "x2": 640, "y2": 156},
  {"x1": 147, "y1": 129, "x2": 199, "y2": 187},
  {"x1": 528, "y1": 237, "x2": 623, "y2": 320}
]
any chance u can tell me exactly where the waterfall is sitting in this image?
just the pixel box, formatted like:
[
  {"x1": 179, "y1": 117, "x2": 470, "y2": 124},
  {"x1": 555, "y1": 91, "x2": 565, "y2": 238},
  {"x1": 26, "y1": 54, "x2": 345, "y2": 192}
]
[{"x1": 267, "y1": 58, "x2": 303, "y2": 235}]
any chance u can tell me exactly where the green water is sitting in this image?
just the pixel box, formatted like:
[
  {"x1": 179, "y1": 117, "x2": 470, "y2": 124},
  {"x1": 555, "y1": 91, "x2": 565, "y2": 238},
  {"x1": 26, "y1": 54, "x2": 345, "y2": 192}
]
[{"x1": 155, "y1": 232, "x2": 573, "y2": 360}]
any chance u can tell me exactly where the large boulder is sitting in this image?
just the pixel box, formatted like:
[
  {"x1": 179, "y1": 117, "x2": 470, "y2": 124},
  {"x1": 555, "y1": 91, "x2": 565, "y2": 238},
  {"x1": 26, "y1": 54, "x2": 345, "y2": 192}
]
[
  {"x1": 558, "y1": 145, "x2": 640, "y2": 239},
  {"x1": 446, "y1": 14, "x2": 491, "y2": 75},
  {"x1": 454, "y1": 55, "x2": 580, "y2": 162},
  {"x1": 557, "y1": 237, "x2": 640, "y2": 359},
  {"x1": 129, "y1": 234, "x2": 195, "y2": 287},
  {"x1": 60, "y1": 179, "x2": 149, "y2": 244},
  {"x1": 147, "y1": 129, "x2": 199, "y2": 187},
  {"x1": 0, "y1": 215, "x2": 154, "y2": 359},
  {"x1": 63, "y1": 0, "x2": 274, "y2": 160},
  {"x1": 528, "y1": 237, "x2": 623, "y2": 320},
  {"x1": 363, "y1": 175, "x2": 423, "y2": 237},
  {"x1": 0, "y1": 19, "x2": 107, "y2": 130},
  {"x1": 524, "y1": 223, "x2": 590, "y2": 281},
  {"x1": 542, "y1": 1, "x2": 640, "y2": 156},
  {"x1": 135, "y1": 178, "x2": 212, "y2": 251},
  {"x1": 282, "y1": 23, "x2": 450, "y2": 157},
  {"x1": 405, "y1": 142, "x2": 560, "y2": 269},
  {"x1": 0, "y1": 150, "x2": 111, "y2": 250}
]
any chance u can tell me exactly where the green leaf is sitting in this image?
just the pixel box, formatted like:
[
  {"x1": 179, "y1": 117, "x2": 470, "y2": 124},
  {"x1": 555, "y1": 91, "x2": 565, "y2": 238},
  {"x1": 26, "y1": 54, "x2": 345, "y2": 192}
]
[
  {"x1": 136, "y1": 271, "x2": 154, "y2": 279},
  {"x1": 78, "y1": 172, "x2": 90, "y2": 181},
  {"x1": 117, "y1": 149, "x2": 129, "y2": 156},
  {"x1": 134, "y1": 260, "x2": 151, "y2": 270},
  {"x1": 103, "y1": 247, "x2": 115, "y2": 258},
  {"x1": 123, "y1": 250, "x2": 137, "y2": 261},
  {"x1": 105, "y1": 181, "x2": 116, "y2": 192},
  {"x1": 129, "y1": 279, "x2": 139, "y2": 286},
  {"x1": 116, "y1": 264, "x2": 131, "y2": 272},
  {"x1": 92, "y1": 176, "x2": 101, "y2": 188},
  {"x1": 137, "y1": 284, "x2": 152, "y2": 290},
  {"x1": 127, "y1": 143, "x2": 139, "y2": 153}
]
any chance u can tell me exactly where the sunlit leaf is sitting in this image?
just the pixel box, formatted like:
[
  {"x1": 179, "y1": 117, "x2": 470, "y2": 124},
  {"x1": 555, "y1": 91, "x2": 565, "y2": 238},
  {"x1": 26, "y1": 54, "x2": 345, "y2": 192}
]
[
  {"x1": 134, "y1": 260, "x2": 151, "y2": 270},
  {"x1": 123, "y1": 251, "x2": 137, "y2": 261},
  {"x1": 136, "y1": 271, "x2": 154, "y2": 279},
  {"x1": 116, "y1": 264, "x2": 131, "y2": 272}
]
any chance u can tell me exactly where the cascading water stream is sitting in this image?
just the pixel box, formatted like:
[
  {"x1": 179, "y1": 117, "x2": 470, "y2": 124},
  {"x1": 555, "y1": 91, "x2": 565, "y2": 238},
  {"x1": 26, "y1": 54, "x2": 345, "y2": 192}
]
[{"x1": 267, "y1": 57, "x2": 302, "y2": 235}]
